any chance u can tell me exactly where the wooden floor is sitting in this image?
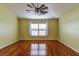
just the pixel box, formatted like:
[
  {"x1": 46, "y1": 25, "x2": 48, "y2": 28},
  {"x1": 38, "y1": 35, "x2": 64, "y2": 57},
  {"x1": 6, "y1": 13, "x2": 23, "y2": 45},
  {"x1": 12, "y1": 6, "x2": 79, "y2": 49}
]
[{"x1": 0, "y1": 40, "x2": 79, "y2": 56}]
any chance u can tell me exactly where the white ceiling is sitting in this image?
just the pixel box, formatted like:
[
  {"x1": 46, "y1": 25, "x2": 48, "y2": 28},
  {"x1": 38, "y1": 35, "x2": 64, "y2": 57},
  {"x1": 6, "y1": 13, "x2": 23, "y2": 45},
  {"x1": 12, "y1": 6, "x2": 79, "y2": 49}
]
[{"x1": 4, "y1": 3, "x2": 79, "y2": 19}]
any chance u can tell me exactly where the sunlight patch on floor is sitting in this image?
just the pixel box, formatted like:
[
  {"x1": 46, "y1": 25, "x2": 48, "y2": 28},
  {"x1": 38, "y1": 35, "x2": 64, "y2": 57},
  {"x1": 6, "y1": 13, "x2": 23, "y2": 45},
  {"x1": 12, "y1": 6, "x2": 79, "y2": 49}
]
[{"x1": 30, "y1": 44, "x2": 47, "y2": 56}]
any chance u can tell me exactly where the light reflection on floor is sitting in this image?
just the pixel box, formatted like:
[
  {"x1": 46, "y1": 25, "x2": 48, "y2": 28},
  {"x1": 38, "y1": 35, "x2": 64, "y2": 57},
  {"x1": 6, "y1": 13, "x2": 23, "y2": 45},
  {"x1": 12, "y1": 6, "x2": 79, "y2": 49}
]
[{"x1": 30, "y1": 44, "x2": 47, "y2": 56}]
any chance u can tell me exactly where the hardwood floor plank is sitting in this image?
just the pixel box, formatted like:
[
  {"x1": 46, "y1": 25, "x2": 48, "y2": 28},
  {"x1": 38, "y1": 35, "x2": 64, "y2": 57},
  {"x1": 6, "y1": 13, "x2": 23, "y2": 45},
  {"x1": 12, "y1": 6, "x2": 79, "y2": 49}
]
[{"x1": 0, "y1": 40, "x2": 79, "y2": 56}]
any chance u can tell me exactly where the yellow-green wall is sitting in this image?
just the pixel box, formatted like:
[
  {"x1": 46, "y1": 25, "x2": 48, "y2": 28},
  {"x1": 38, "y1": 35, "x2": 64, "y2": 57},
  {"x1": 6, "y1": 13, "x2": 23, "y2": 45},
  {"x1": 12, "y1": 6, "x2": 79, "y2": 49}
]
[
  {"x1": 0, "y1": 4, "x2": 18, "y2": 49},
  {"x1": 19, "y1": 19, "x2": 58, "y2": 40},
  {"x1": 59, "y1": 6, "x2": 79, "y2": 52}
]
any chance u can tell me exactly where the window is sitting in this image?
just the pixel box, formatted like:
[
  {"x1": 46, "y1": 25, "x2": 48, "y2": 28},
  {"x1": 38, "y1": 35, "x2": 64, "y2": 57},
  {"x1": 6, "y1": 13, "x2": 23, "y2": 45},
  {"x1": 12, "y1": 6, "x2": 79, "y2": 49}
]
[
  {"x1": 29, "y1": 22, "x2": 48, "y2": 36},
  {"x1": 30, "y1": 24, "x2": 38, "y2": 36}
]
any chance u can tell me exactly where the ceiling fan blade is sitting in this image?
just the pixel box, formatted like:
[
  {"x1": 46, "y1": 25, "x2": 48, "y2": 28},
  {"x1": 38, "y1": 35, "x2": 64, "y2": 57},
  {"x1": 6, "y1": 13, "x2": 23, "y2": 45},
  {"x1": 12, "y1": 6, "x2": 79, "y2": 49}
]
[
  {"x1": 27, "y1": 4, "x2": 33, "y2": 8},
  {"x1": 31, "y1": 3, "x2": 36, "y2": 8},
  {"x1": 40, "y1": 7, "x2": 48, "y2": 10},
  {"x1": 40, "y1": 11, "x2": 48, "y2": 14},
  {"x1": 39, "y1": 4, "x2": 45, "y2": 9},
  {"x1": 26, "y1": 10, "x2": 31, "y2": 11}
]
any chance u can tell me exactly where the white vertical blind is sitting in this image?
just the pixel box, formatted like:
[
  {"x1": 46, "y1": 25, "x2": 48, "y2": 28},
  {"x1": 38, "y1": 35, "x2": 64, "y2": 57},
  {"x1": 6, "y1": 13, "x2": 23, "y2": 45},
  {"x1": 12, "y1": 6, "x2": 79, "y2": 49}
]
[
  {"x1": 39, "y1": 24, "x2": 47, "y2": 29},
  {"x1": 39, "y1": 30, "x2": 47, "y2": 36},
  {"x1": 30, "y1": 23, "x2": 38, "y2": 29},
  {"x1": 31, "y1": 30, "x2": 38, "y2": 36}
]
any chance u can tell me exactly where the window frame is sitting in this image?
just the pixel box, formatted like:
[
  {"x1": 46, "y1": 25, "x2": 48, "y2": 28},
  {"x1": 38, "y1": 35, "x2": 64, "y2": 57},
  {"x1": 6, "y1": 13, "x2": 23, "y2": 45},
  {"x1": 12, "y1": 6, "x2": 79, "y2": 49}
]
[{"x1": 29, "y1": 21, "x2": 48, "y2": 36}]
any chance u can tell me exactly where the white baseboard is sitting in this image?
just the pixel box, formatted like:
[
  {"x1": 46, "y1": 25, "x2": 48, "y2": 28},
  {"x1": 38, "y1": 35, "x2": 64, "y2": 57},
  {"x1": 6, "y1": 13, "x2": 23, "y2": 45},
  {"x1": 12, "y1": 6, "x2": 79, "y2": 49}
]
[
  {"x1": 0, "y1": 40, "x2": 18, "y2": 49},
  {"x1": 58, "y1": 40, "x2": 79, "y2": 53}
]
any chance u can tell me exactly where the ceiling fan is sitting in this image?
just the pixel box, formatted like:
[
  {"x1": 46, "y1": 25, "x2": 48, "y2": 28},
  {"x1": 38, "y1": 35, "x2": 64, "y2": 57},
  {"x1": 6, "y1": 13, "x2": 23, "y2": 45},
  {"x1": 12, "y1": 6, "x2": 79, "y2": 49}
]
[{"x1": 26, "y1": 3, "x2": 48, "y2": 15}]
